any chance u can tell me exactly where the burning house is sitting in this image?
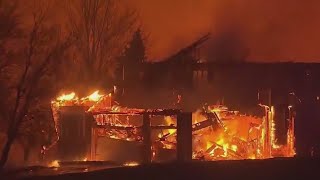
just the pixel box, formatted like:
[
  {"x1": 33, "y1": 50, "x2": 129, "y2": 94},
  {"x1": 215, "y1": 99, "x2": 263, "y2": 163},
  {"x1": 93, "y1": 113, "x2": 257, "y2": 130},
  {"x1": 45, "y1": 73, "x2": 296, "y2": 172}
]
[
  {"x1": 41, "y1": 34, "x2": 320, "y2": 165},
  {"x1": 47, "y1": 90, "x2": 295, "y2": 165},
  {"x1": 115, "y1": 34, "x2": 320, "y2": 158}
]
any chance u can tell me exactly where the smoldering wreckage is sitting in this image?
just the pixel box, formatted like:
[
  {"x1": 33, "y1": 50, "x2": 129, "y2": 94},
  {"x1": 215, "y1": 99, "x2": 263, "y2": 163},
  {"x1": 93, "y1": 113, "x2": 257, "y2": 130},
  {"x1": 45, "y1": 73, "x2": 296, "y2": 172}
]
[{"x1": 44, "y1": 90, "x2": 295, "y2": 167}]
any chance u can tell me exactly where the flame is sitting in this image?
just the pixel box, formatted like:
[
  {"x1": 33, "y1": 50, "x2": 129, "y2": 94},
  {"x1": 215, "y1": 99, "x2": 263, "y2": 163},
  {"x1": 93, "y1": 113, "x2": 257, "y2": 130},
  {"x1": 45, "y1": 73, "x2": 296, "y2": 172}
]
[
  {"x1": 206, "y1": 141, "x2": 213, "y2": 149},
  {"x1": 88, "y1": 91, "x2": 103, "y2": 102},
  {"x1": 53, "y1": 90, "x2": 112, "y2": 112},
  {"x1": 51, "y1": 90, "x2": 296, "y2": 161},
  {"x1": 164, "y1": 116, "x2": 176, "y2": 135},
  {"x1": 57, "y1": 92, "x2": 76, "y2": 101},
  {"x1": 123, "y1": 161, "x2": 139, "y2": 166},
  {"x1": 48, "y1": 160, "x2": 60, "y2": 167},
  {"x1": 216, "y1": 138, "x2": 229, "y2": 157},
  {"x1": 231, "y1": 145, "x2": 238, "y2": 152},
  {"x1": 270, "y1": 106, "x2": 280, "y2": 149}
]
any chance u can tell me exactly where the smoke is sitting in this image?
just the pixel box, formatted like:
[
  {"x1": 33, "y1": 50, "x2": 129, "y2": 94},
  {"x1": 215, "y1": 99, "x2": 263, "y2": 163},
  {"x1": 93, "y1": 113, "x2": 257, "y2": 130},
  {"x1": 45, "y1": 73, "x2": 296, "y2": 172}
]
[
  {"x1": 212, "y1": 0, "x2": 320, "y2": 62},
  {"x1": 130, "y1": 0, "x2": 320, "y2": 62}
]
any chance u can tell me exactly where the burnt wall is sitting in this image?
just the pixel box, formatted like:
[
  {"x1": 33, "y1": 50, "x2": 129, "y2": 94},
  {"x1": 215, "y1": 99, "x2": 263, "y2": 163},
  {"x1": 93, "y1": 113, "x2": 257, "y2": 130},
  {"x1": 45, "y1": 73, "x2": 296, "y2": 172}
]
[
  {"x1": 205, "y1": 62, "x2": 320, "y2": 156},
  {"x1": 205, "y1": 62, "x2": 320, "y2": 107}
]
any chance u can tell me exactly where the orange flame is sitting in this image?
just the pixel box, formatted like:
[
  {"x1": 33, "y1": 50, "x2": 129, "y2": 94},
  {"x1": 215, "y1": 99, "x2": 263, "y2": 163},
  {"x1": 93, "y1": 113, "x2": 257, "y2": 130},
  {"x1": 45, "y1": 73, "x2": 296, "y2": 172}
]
[
  {"x1": 57, "y1": 92, "x2": 76, "y2": 101},
  {"x1": 51, "y1": 91, "x2": 295, "y2": 161},
  {"x1": 48, "y1": 160, "x2": 60, "y2": 167},
  {"x1": 88, "y1": 91, "x2": 103, "y2": 102}
]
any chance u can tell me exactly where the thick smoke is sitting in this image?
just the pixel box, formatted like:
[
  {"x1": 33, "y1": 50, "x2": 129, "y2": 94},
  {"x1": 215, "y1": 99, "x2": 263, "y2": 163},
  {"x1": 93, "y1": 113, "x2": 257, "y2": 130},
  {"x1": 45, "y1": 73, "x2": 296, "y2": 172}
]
[
  {"x1": 212, "y1": 0, "x2": 320, "y2": 62},
  {"x1": 130, "y1": 0, "x2": 320, "y2": 62}
]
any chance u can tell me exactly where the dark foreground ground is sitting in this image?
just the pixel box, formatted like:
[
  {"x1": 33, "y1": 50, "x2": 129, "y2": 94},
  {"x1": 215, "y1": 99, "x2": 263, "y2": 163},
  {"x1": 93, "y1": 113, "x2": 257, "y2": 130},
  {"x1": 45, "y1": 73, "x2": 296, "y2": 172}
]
[{"x1": 2, "y1": 158, "x2": 320, "y2": 180}]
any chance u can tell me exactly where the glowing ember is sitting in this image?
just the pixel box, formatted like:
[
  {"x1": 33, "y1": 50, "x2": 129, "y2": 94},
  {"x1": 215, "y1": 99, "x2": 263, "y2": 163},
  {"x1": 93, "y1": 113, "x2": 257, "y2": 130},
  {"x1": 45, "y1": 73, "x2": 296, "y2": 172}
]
[
  {"x1": 123, "y1": 161, "x2": 139, "y2": 166},
  {"x1": 48, "y1": 160, "x2": 60, "y2": 167}
]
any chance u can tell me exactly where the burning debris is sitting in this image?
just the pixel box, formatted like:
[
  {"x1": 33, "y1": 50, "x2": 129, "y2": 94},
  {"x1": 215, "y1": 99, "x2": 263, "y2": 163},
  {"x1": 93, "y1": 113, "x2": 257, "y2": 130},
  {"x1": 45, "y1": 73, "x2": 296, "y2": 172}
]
[
  {"x1": 49, "y1": 90, "x2": 295, "y2": 163},
  {"x1": 48, "y1": 160, "x2": 60, "y2": 168},
  {"x1": 123, "y1": 161, "x2": 140, "y2": 167},
  {"x1": 152, "y1": 104, "x2": 295, "y2": 161}
]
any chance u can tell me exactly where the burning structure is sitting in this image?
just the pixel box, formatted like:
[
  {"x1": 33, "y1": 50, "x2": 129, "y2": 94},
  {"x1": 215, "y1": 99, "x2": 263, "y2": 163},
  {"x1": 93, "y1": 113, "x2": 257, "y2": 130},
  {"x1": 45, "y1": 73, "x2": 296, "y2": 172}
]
[{"x1": 48, "y1": 90, "x2": 295, "y2": 164}]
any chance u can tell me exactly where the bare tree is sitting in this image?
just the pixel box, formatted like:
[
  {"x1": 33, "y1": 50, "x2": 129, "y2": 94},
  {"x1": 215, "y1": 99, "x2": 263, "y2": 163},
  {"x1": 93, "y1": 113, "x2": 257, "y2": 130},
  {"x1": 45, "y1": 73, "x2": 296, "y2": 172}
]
[
  {"x1": 0, "y1": 0, "x2": 72, "y2": 169},
  {"x1": 0, "y1": 0, "x2": 20, "y2": 71},
  {"x1": 66, "y1": 0, "x2": 137, "y2": 87},
  {"x1": 0, "y1": 0, "x2": 20, "y2": 126}
]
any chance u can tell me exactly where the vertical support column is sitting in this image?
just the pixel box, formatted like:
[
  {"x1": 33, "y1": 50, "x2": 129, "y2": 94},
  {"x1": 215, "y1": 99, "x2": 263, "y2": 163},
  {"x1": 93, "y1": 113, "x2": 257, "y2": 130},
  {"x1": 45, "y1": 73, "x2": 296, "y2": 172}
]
[
  {"x1": 90, "y1": 127, "x2": 100, "y2": 161},
  {"x1": 177, "y1": 112, "x2": 192, "y2": 162},
  {"x1": 264, "y1": 107, "x2": 271, "y2": 157},
  {"x1": 90, "y1": 128, "x2": 96, "y2": 161},
  {"x1": 287, "y1": 106, "x2": 295, "y2": 156},
  {"x1": 142, "y1": 113, "x2": 151, "y2": 164}
]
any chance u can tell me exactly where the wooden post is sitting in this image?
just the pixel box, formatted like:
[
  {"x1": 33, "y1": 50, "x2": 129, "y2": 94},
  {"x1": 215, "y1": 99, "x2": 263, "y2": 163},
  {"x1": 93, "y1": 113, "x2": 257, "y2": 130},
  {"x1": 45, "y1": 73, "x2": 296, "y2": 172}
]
[
  {"x1": 177, "y1": 112, "x2": 192, "y2": 162},
  {"x1": 142, "y1": 113, "x2": 151, "y2": 164},
  {"x1": 268, "y1": 88, "x2": 272, "y2": 107},
  {"x1": 90, "y1": 128, "x2": 95, "y2": 161}
]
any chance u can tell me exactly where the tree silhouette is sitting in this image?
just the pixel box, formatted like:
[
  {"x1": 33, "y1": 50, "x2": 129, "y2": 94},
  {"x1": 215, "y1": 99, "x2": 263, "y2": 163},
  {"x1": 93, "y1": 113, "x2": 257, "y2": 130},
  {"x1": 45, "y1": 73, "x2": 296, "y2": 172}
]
[
  {"x1": 118, "y1": 29, "x2": 146, "y2": 88},
  {"x1": 0, "y1": 0, "x2": 72, "y2": 169},
  {"x1": 0, "y1": 0, "x2": 20, "y2": 127},
  {"x1": 0, "y1": 0, "x2": 20, "y2": 70},
  {"x1": 124, "y1": 29, "x2": 146, "y2": 64},
  {"x1": 66, "y1": 0, "x2": 137, "y2": 88}
]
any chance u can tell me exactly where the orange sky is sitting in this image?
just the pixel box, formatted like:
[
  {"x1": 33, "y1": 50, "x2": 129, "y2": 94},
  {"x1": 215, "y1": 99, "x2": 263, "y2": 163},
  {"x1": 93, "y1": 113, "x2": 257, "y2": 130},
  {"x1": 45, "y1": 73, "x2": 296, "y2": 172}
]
[
  {"x1": 128, "y1": 0, "x2": 320, "y2": 62},
  {"x1": 21, "y1": 0, "x2": 320, "y2": 62},
  {"x1": 127, "y1": 0, "x2": 215, "y2": 60}
]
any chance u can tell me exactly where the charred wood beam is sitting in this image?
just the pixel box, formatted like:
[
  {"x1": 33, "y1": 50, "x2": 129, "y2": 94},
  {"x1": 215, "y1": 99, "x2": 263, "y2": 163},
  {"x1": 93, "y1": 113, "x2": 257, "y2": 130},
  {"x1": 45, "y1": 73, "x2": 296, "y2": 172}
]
[
  {"x1": 142, "y1": 113, "x2": 151, "y2": 164},
  {"x1": 94, "y1": 124, "x2": 136, "y2": 130},
  {"x1": 206, "y1": 142, "x2": 244, "y2": 159},
  {"x1": 90, "y1": 109, "x2": 182, "y2": 116},
  {"x1": 93, "y1": 125, "x2": 177, "y2": 130},
  {"x1": 158, "y1": 133, "x2": 171, "y2": 141},
  {"x1": 146, "y1": 109, "x2": 182, "y2": 116},
  {"x1": 150, "y1": 125, "x2": 177, "y2": 130},
  {"x1": 192, "y1": 111, "x2": 224, "y2": 132},
  {"x1": 205, "y1": 143, "x2": 217, "y2": 154},
  {"x1": 192, "y1": 119, "x2": 214, "y2": 131},
  {"x1": 226, "y1": 149, "x2": 244, "y2": 159},
  {"x1": 165, "y1": 33, "x2": 210, "y2": 62},
  {"x1": 91, "y1": 111, "x2": 141, "y2": 115}
]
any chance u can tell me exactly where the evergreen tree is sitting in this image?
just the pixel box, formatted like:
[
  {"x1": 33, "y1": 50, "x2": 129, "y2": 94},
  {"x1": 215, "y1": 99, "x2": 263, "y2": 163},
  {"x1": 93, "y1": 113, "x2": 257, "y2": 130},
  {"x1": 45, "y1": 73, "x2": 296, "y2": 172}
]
[
  {"x1": 123, "y1": 29, "x2": 146, "y2": 64},
  {"x1": 120, "y1": 29, "x2": 146, "y2": 87}
]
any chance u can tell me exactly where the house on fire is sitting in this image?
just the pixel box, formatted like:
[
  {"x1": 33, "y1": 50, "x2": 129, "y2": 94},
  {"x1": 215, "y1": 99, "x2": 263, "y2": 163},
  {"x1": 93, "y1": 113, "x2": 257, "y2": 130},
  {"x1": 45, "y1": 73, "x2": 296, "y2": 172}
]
[
  {"x1": 115, "y1": 33, "x2": 320, "y2": 156},
  {"x1": 116, "y1": 33, "x2": 320, "y2": 109}
]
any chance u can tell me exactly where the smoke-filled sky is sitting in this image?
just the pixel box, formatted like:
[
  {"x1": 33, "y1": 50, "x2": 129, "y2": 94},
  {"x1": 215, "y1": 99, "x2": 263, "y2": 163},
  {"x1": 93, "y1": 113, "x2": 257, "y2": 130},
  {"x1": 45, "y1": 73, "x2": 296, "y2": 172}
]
[{"x1": 128, "y1": 0, "x2": 320, "y2": 62}]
